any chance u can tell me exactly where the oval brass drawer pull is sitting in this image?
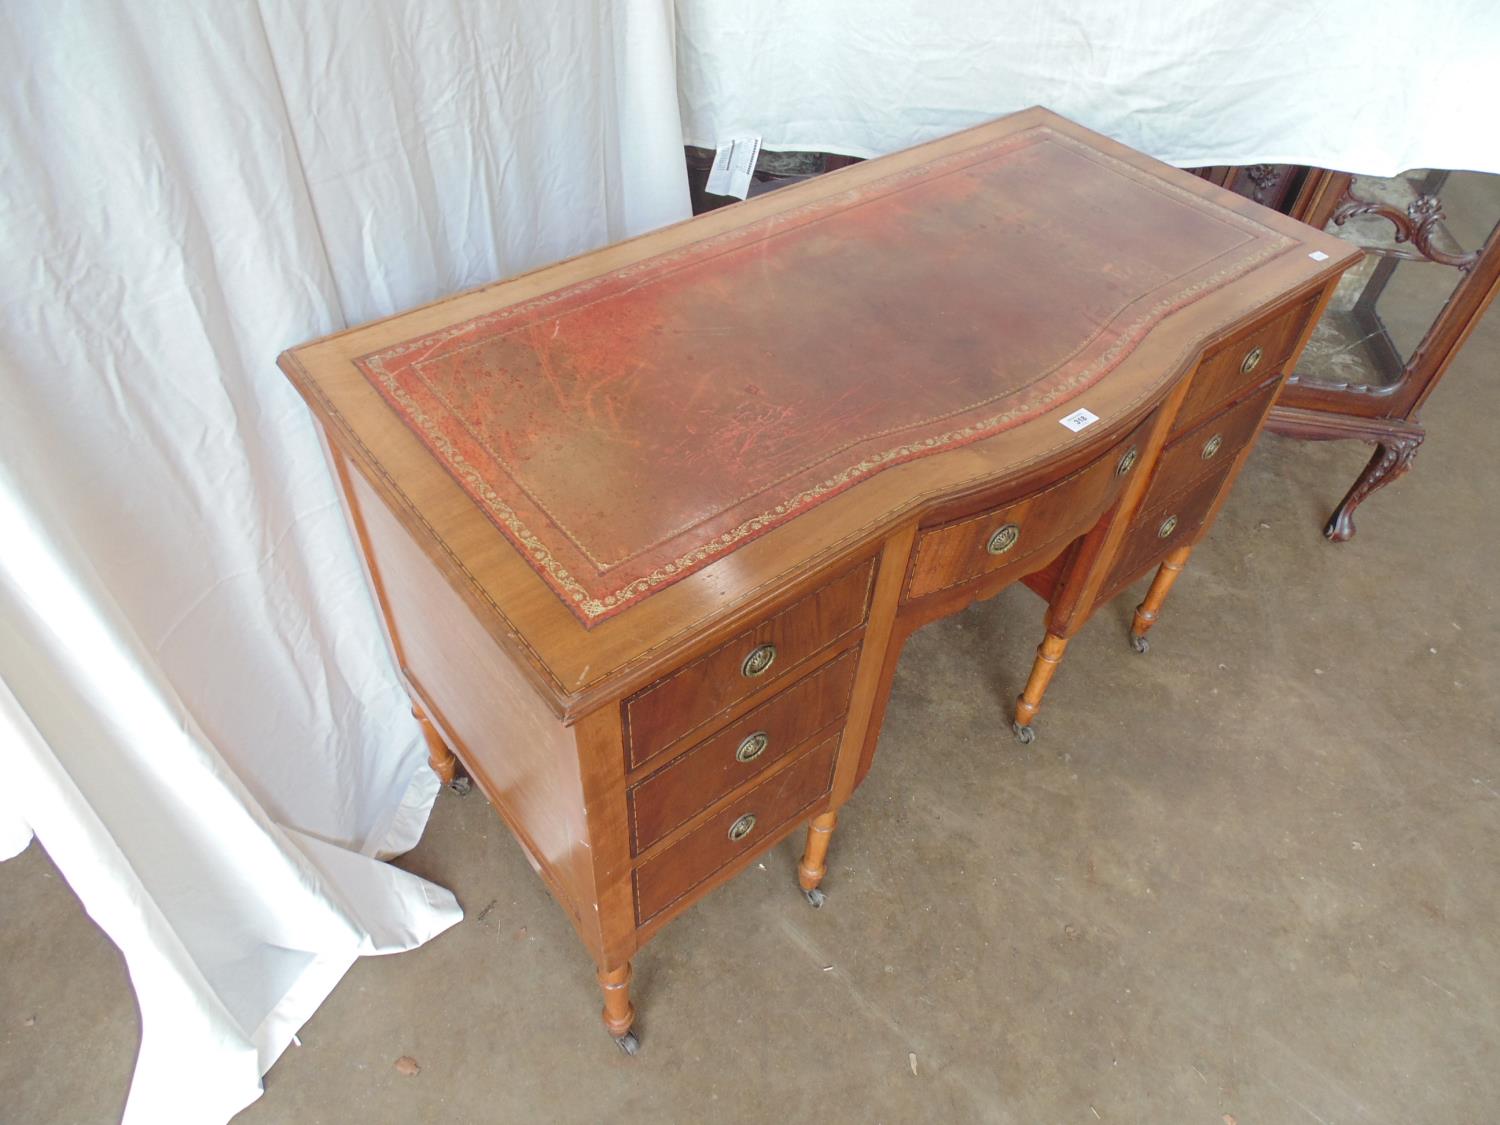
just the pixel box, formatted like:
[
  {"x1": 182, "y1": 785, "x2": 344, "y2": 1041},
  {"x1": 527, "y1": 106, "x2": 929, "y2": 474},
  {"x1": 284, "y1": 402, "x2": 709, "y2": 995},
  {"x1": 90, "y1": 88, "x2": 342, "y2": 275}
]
[
  {"x1": 1116, "y1": 446, "x2": 1138, "y2": 476},
  {"x1": 736, "y1": 731, "x2": 769, "y2": 763},
  {"x1": 1158, "y1": 514, "x2": 1179, "y2": 539},
  {"x1": 1201, "y1": 434, "x2": 1223, "y2": 460},
  {"x1": 741, "y1": 643, "x2": 776, "y2": 678},
  {"x1": 986, "y1": 523, "x2": 1021, "y2": 556},
  {"x1": 727, "y1": 813, "x2": 758, "y2": 842},
  {"x1": 1240, "y1": 345, "x2": 1263, "y2": 375}
]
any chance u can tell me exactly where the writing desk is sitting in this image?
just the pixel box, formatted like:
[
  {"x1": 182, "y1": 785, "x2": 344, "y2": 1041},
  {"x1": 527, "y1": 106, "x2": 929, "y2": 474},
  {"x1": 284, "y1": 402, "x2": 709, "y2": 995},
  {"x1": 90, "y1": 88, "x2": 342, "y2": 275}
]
[{"x1": 280, "y1": 107, "x2": 1357, "y2": 1052}]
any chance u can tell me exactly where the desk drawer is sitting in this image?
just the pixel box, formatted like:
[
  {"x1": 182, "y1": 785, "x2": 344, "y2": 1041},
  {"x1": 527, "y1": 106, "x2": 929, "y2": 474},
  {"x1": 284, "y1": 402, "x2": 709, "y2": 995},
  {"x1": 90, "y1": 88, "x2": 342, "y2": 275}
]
[
  {"x1": 627, "y1": 647, "x2": 858, "y2": 854},
  {"x1": 1150, "y1": 378, "x2": 1277, "y2": 500},
  {"x1": 1106, "y1": 465, "x2": 1231, "y2": 590},
  {"x1": 1176, "y1": 295, "x2": 1316, "y2": 428},
  {"x1": 904, "y1": 424, "x2": 1147, "y2": 601},
  {"x1": 624, "y1": 558, "x2": 875, "y2": 770},
  {"x1": 633, "y1": 733, "x2": 840, "y2": 924}
]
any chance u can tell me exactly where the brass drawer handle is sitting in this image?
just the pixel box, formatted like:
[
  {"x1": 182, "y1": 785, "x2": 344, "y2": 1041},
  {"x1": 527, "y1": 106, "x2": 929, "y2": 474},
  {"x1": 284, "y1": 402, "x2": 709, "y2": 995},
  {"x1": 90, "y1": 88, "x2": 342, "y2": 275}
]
[
  {"x1": 1201, "y1": 434, "x2": 1223, "y2": 460},
  {"x1": 986, "y1": 523, "x2": 1021, "y2": 556},
  {"x1": 1240, "y1": 345, "x2": 1263, "y2": 375},
  {"x1": 741, "y1": 644, "x2": 777, "y2": 678},
  {"x1": 1115, "y1": 446, "x2": 1138, "y2": 476},
  {"x1": 736, "y1": 731, "x2": 769, "y2": 763},
  {"x1": 1158, "y1": 515, "x2": 1179, "y2": 539},
  {"x1": 727, "y1": 813, "x2": 758, "y2": 842}
]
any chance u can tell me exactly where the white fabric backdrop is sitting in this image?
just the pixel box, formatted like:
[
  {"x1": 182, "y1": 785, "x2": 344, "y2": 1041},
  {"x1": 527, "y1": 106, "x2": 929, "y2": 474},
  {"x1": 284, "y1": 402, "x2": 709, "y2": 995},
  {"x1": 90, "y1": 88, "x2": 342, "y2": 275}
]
[
  {"x1": 11, "y1": 2, "x2": 1490, "y2": 1120},
  {"x1": 0, "y1": 2, "x2": 689, "y2": 1121},
  {"x1": 676, "y1": 0, "x2": 1500, "y2": 177}
]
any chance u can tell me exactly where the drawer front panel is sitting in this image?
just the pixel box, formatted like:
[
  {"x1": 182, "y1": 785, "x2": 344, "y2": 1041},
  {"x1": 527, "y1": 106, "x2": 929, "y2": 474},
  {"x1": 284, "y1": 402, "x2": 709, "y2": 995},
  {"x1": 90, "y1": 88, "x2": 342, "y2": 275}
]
[
  {"x1": 1149, "y1": 378, "x2": 1277, "y2": 501},
  {"x1": 1106, "y1": 466, "x2": 1232, "y2": 590},
  {"x1": 624, "y1": 558, "x2": 875, "y2": 770},
  {"x1": 627, "y1": 647, "x2": 858, "y2": 853},
  {"x1": 633, "y1": 733, "x2": 840, "y2": 924},
  {"x1": 1176, "y1": 295, "x2": 1316, "y2": 428},
  {"x1": 904, "y1": 424, "x2": 1148, "y2": 601}
]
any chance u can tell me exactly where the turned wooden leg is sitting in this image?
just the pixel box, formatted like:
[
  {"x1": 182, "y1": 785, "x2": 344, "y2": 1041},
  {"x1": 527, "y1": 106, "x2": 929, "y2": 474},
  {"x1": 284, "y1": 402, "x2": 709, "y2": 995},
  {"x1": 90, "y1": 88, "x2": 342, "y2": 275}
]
[
  {"x1": 796, "y1": 810, "x2": 838, "y2": 908},
  {"x1": 1129, "y1": 545, "x2": 1193, "y2": 654},
  {"x1": 596, "y1": 963, "x2": 639, "y2": 1054},
  {"x1": 412, "y1": 702, "x2": 468, "y2": 793},
  {"x1": 1325, "y1": 433, "x2": 1422, "y2": 542},
  {"x1": 1012, "y1": 632, "x2": 1068, "y2": 744}
]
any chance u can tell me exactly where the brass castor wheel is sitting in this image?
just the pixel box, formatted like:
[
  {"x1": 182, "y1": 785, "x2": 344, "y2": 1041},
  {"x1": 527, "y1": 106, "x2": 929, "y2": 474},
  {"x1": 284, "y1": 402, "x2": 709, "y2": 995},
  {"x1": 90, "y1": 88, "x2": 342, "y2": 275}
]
[
  {"x1": 804, "y1": 887, "x2": 827, "y2": 909},
  {"x1": 614, "y1": 1030, "x2": 641, "y2": 1056},
  {"x1": 448, "y1": 775, "x2": 473, "y2": 797},
  {"x1": 1012, "y1": 721, "x2": 1036, "y2": 745},
  {"x1": 1130, "y1": 633, "x2": 1149, "y2": 655}
]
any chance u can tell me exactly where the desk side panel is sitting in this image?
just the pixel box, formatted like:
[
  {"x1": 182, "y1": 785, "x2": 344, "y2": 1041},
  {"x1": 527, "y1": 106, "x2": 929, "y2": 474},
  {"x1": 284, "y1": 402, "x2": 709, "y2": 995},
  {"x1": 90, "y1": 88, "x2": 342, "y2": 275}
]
[{"x1": 337, "y1": 448, "x2": 599, "y2": 948}]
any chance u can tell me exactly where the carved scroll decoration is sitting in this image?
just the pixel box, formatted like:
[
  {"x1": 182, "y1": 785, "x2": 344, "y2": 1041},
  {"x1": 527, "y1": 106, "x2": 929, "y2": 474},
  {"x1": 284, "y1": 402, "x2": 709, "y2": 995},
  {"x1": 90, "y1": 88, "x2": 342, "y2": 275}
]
[
  {"x1": 1333, "y1": 191, "x2": 1481, "y2": 272},
  {"x1": 1243, "y1": 164, "x2": 1282, "y2": 205}
]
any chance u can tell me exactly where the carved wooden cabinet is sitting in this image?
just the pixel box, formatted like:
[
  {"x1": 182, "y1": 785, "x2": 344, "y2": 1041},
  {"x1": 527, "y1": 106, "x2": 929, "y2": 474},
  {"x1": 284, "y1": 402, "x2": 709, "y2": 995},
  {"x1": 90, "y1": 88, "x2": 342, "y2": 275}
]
[
  {"x1": 1189, "y1": 161, "x2": 1500, "y2": 538},
  {"x1": 1266, "y1": 171, "x2": 1500, "y2": 538},
  {"x1": 281, "y1": 109, "x2": 1355, "y2": 1051},
  {"x1": 1191, "y1": 163, "x2": 1335, "y2": 218}
]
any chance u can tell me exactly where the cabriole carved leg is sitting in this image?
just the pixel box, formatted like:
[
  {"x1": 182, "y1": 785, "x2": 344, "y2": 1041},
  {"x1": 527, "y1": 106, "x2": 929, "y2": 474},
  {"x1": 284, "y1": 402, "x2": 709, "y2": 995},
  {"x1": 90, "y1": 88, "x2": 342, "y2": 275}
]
[
  {"x1": 1325, "y1": 433, "x2": 1423, "y2": 542},
  {"x1": 797, "y1": 810, "x2": 838, "y2": 908},
  {"x1": 412, "y1": 702, "x2": 470, "y2": 795},
  {"x1": 1129, "y1": 545, "x2": 1193, "y2": 654},
  {"x1": 596, "y1": 963, "x2": 639, "y2": 1055},
  {"x1": 1012, "y1": 633, "x2": 1068, "y2": 744}
]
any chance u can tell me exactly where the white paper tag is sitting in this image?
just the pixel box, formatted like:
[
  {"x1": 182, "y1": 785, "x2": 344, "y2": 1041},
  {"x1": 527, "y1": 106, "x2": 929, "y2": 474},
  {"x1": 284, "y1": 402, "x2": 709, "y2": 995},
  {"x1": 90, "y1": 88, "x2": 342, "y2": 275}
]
[
  {"x1": 1308, "y1": 250, "x2": 1330, "y2": 261},
  {"x1": 706, "y1": 135, "x2": 762, "y2": 200},
  {"x1": 1059, "y1": 408, "x2": 1100, "y2": 433}
]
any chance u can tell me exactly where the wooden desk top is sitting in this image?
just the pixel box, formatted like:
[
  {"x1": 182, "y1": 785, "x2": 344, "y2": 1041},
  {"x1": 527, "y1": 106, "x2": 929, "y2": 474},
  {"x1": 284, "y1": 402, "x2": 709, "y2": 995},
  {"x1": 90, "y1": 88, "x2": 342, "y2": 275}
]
[{"x1": 280, "y1": 108, "x2": 1357, "y2": 719}]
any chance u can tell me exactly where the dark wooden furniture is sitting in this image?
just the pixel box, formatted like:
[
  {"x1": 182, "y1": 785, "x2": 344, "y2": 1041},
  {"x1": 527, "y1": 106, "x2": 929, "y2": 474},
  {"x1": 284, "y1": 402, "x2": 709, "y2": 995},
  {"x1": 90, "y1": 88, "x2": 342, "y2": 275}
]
[
  {"x1": 1191, "y1": 162, "x2": 1500, "y2": 539},
  {"x1": 1265, "y1": 172, "x2": 1500, "y2": 539},
  {"x1": 280, "y1": 108, "x2": 1355, "y2": 1052},
  {"x1": 685, "y1": 145, "x2": 862, "y2": 212},
  {"x1": 1190, "y1": 163, "x2": 1348, "y2": 225}
]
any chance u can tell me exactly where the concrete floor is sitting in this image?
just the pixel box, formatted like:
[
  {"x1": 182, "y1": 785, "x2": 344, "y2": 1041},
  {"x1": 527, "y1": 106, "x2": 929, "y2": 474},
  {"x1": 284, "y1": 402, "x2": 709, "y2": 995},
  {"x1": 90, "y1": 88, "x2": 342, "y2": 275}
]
[{"x1": 5, "y1": 233, "x2": 1499, "y2": 1125}]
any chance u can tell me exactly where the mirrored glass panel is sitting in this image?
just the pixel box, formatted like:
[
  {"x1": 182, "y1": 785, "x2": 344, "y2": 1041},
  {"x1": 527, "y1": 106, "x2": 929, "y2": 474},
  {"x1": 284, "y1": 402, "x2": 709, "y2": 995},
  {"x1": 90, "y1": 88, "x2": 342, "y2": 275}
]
[{"x1": 1298, "y1": 170, "x2": 1497, "y2": 393}]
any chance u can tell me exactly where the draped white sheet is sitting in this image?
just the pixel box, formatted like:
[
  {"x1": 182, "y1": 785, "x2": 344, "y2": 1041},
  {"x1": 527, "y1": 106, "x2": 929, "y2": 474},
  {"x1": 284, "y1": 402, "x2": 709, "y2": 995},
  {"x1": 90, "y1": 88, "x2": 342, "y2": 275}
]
[
  {"x1": 0, "y1": 2, "x2": 689, "y2": 1121},
  {"x1": 676, "y1": 0, "x2": 1500, "y2": 177},
  {"x1": 12, "y1": 3, "x2": 1490, "y2": 1120}
]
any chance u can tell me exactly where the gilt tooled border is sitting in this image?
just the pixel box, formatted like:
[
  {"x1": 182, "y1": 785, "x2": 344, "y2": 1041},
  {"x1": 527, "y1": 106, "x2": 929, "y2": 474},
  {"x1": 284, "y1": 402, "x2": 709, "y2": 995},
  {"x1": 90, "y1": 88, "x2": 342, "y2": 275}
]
[
  {"x1": 354, "y1": 126, "x2": 1293, "y2": 623},
  {"x1": 403, "y1": 139, "x2": 1257, "y2": 574}
]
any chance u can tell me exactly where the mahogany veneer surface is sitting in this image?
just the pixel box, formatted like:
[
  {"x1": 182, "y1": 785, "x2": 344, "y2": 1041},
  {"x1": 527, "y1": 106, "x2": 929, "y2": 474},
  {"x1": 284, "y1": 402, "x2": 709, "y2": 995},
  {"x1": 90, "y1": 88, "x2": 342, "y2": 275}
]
[
  {"x1": 633, "y1": 732, "x2": 841, "y2": 924},
  {"x1": 622, "y1": 555, "x2": 873, "y2": 769},
  {"x1": 1152, "y1": 379, "x2": 1280, "y2": 496},
  {"x1": 626, "y1": 646, "x2": 857, "y2": 853},
  {"x1": 280, "y1": 108, "x2": 1360, "y2": 1044},
  {"x1": 904, "y1": 419, "x2": 1148, "y2": 601},
  {"x1": 1175, "y1": 293, "x2": 1319, "y2": 427}
]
